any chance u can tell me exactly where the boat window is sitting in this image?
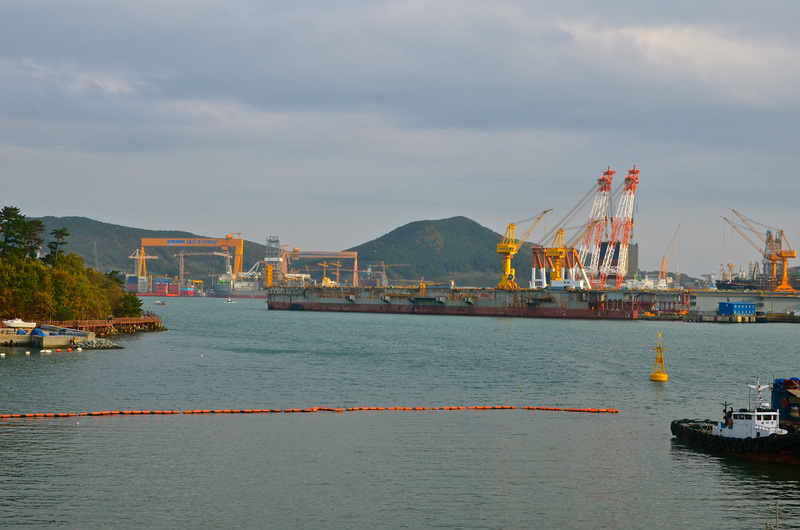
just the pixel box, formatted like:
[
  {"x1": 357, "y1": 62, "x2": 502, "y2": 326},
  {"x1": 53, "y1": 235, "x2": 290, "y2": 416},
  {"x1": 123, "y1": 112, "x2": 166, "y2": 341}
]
[{"x1": 757, "y1": 415, "x2": 763, "y2": 421}]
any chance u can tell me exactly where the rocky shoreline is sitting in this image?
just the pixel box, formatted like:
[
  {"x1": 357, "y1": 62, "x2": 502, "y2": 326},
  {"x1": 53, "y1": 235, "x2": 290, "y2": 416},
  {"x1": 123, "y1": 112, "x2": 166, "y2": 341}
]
[{"x1": 78, "y1": 338, "x2": 123, "y2": 350}]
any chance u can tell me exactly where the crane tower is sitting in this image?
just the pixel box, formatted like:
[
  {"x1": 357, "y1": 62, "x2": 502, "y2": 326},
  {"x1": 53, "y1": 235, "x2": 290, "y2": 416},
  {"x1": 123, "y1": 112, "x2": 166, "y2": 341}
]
[
  {"x1": 598, "y1": 165, "x2": 640, "y2": 289},
  {"x1": 577, "y1": 166, "x2": 615, "y2": 289}
]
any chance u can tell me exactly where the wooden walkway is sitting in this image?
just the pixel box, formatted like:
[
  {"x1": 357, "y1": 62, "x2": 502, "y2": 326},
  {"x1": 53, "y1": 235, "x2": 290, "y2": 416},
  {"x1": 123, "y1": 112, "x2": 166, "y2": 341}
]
[{"x1": 40, "y1": 312, "x2": 165, "y2": 335}]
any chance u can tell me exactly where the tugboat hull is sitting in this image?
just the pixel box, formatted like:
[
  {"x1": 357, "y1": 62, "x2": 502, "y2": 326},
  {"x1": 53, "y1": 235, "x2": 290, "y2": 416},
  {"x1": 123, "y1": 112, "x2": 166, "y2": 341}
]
[{"x1": 671, "y1": 419, "x2": 800, "y2": 464}]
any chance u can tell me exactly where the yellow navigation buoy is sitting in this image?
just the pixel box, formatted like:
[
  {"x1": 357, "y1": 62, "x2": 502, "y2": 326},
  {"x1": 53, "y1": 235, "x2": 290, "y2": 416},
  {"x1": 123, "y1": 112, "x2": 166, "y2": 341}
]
[{"x1": 650, "y1": 332, "x2": 668, "y2": 382}]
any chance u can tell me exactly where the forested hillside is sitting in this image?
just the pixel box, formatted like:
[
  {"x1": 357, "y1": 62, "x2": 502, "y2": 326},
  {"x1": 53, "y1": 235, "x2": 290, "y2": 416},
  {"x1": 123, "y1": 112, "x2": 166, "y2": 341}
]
[
  {"x1": 1, "y1": 207, "x2": 142, "y2": 320},
  {"x1": 36, "y1": 216, "x2": 268, "y2": 280}
]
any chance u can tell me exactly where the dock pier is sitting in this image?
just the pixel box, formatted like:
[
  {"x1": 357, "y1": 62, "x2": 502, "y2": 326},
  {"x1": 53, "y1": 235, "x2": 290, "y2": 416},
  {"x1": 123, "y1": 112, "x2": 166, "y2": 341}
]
[{"x1": 1, "y1": 313, "x2": 165, "y2": 348}]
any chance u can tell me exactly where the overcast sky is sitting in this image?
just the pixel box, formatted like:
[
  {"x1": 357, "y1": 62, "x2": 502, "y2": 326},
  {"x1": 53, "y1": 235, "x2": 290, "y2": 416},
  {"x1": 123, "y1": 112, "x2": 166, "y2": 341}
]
[{"x1": 2, "y1": 1, "x2": 798, "y2": 278}]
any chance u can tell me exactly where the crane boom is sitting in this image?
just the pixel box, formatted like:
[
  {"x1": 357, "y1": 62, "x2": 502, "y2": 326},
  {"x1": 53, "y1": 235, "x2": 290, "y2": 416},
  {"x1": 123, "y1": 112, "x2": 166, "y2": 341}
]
[
  {"x1": 598, "y1": 166, "x2": 640, "y2": 289},
  {"x1": 578, "y1": 166, "x2": 615, "y2": 288},
  {"x1": 721, "y1": 216, "x2": 763, "y2": 252},
  {"x1": 721, "y1": 213, "x2": 795, "y2": 291},
  {"x1": 517, "y1": 210, "x2": 552, "y2": 245},
  {"x1": 497, "y1": 210, "x2": 550, "y2": 290},
  {"x1": 658, "y1": 224, "x2": 681, "y2": 286}
]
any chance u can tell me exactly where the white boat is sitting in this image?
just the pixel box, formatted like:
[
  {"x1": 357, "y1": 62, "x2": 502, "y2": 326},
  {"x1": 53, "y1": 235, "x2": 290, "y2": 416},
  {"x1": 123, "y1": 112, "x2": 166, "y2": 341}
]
[
  {"x1": 2, "y1": 318, "x2": 37, "y2": 329},
  {"x1": 225, "y1": 297, "x2": 235, "y2": 304},
  {"x1": 671, "y1": 379, "x2": 800, "y2": 463}
]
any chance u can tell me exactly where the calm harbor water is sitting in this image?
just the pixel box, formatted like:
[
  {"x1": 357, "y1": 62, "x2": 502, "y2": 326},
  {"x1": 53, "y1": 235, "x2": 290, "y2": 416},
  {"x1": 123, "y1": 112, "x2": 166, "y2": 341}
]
[{"x1": 2, "y1": 297, "x2": 800, "y2": 528}]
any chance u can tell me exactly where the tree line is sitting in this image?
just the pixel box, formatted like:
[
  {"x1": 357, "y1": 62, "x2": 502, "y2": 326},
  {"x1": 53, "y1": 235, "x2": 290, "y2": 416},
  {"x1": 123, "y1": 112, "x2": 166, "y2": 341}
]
[{"x1": 0, "y1": 206, "x2": 142, "y2": 321}]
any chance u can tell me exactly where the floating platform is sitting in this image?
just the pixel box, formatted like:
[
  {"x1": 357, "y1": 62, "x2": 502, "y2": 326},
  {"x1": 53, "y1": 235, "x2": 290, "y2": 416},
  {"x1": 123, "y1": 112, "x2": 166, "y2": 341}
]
[{"x1": 264, "y1": 286, "x2": 640, "y2": 319}]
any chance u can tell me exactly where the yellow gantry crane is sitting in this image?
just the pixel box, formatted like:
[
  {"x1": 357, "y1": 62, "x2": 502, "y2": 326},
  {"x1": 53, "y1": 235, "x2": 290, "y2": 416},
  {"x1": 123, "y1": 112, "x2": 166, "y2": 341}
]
[
  {"x1": 497, "y1": 209, "x2": 551, "y2": 289},
  {"x1": 721, "y1": 209, "x2": 796, "y2": 292}
]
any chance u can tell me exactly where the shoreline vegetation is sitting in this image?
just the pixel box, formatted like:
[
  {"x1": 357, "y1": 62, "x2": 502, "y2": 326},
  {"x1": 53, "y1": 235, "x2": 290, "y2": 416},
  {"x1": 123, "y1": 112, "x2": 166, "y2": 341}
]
[{"x1": 0, "y1": 205, "x2": 144, "y2": 323}]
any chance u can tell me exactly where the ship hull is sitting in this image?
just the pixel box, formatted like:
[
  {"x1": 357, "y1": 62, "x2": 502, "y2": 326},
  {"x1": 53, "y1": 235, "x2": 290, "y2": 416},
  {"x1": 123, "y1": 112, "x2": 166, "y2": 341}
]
[
  {"x1": 671, "y1": 419, "x2": 800, "y2": 464},
  {"x1": 212, "y1": 288, "x2": 265, "y2": 299},
  {"x1": 264, "y1": 286, "x2": 639, "y2": 320}
]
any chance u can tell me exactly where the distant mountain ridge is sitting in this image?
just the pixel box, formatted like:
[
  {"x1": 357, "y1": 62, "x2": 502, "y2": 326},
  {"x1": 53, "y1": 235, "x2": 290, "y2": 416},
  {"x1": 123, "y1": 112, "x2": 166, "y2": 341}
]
[
  {"x1": 36, "y1": 216, "x2": 268, "y2": 280},
  {"x1": 38, "y1": 215, "x2": 529, "y2": 287}
]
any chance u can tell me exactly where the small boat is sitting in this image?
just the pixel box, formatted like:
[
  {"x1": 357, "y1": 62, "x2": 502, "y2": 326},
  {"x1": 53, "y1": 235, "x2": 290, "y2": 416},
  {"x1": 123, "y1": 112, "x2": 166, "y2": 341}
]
[
  {"x1": 225, "y1": 297, "x2": 235, "y2": 304},
  {"x1": 2, "y1": 318, "x2": 37, "y2": 329},
  {"x1": 671, "y1": 379, "x2": 800, "y2": 464},
  {"x1": 154, "y1": 300, "x2": 168, "y2": 306}
]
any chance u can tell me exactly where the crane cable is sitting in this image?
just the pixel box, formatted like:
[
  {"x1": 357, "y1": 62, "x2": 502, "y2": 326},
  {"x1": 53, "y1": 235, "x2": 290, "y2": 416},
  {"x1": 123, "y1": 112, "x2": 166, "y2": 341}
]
[{"x1": 535, "y1": 181, "x2": 624, "y2": 246}]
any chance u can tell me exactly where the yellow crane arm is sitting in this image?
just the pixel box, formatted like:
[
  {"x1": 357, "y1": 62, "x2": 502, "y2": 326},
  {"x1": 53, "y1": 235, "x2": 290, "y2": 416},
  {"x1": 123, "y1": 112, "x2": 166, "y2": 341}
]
[
  {"x1": 729, "y1": 208, "x2": 768, "y2": 245},
  {"x1": 516, "y1": 209, "x2": 552, "y2": 245},
  {"x1": 721, "y1": 216, "x2": 763, "y2": 254},
  {"x1": 658, "y1": 224, "x2": 681, "y2": 283}
]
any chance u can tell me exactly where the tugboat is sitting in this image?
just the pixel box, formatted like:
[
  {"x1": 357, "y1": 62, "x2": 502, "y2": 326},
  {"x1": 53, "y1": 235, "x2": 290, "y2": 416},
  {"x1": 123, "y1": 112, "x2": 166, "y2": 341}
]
[{"x1": 671, "y1": 379, "x2": 800, "y2": 464}]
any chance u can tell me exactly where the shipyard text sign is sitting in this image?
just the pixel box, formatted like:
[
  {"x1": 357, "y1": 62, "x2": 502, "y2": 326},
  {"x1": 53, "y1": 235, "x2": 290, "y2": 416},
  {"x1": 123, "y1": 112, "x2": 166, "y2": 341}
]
[{"x1": 165, "y1": 239, "x2": 222, "y2": 246}]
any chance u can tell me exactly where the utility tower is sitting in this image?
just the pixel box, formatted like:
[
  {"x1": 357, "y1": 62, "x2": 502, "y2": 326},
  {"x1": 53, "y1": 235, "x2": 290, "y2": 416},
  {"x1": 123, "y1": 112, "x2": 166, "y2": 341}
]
[{"x1": 598, "y1": 165, "x2": 640, "y2": 289}]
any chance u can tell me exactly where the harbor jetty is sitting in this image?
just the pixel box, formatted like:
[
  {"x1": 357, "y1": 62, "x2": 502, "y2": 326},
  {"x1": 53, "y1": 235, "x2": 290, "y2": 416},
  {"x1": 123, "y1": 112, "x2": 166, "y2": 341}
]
[
  {"x1": 40, "y1": 311, "x2": 166, "y2": 335},
  {"x1": 0, "y1": 312, "x2": 165, "y2": 349}
]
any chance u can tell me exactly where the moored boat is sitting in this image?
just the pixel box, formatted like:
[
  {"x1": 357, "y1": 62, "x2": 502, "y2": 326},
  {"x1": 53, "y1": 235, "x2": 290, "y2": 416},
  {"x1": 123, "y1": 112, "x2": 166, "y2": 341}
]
[
  {"x1": 2, "y1": 318, "x2": 37, "y2": 329},
  {"x1": 671, "y1": 380, "x2": 800, "y2": 464}
]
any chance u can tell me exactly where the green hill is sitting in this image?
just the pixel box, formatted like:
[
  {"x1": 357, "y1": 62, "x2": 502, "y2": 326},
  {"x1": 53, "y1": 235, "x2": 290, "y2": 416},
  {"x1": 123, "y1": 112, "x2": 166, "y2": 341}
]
[
  {"x1": 347, "y1": 216, "x2": 530, "y2": 287},
  {"x1": 37, "y1": 215, "x2": 528, "y2": 288},
  {"x1": 36, "y1": 217, "x2": 267, "y2": 281}
]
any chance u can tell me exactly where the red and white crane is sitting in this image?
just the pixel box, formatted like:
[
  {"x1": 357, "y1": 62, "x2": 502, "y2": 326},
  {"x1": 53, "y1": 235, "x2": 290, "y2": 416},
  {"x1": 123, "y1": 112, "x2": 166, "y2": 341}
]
[
  {"x1": 577, "y1": 166, "x2": 615, "y2": 289},
  {"x1": 598, "y1": 165, "x2": 640, "y2": 289}
]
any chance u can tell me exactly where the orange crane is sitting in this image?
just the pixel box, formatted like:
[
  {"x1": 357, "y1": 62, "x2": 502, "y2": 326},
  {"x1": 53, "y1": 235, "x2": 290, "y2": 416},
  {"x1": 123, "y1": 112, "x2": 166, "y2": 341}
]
[
  {"x1": 129, "y1": 248, "x2": 158, "y2": 277},
  {"x1": 317, "y1": 261, "x2": 344, "y2": 287},
  {"x1": 138, "y1": 234, "x2": 245, "y2": 278},
  {"x1": 497, "y1": 210, "x2": 551, "y2": 289},
  {"x1": 374, "y1": 261, "x2": 410, "y2": 275},
  {"x1": 283, "y1": 250, "x2": 359, "y2": 286},
  {"x1": 657, "y1": 225, "x2": 680, "y2": 288},
  {"x1": 367, "y1": 261, "x2": 410, "y2": 287},
  {"x1": 721, "y1": 209, "x2": 795, "y2": 292},
  {"x1": 532, "y1": 228, "x2": 591, "y2": 289}
]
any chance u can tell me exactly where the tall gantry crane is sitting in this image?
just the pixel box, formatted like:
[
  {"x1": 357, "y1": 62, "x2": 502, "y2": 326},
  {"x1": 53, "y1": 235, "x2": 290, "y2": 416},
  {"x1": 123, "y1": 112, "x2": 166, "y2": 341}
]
[
  {"x1": 577, "y1": 166, "x2": 615, "y2": 289},
  {"x1": 721, "y1": 209, "x2": 795, "y2": 291},
  {"x1": 598, "y1": 165, "x2": 640, "y2": 289},
  {"x1": 497, "y1": 209, "x2": 550, "y2": 289},
  {"x1": 137, "y1": 234, "x2": 245, "y2": 279}
]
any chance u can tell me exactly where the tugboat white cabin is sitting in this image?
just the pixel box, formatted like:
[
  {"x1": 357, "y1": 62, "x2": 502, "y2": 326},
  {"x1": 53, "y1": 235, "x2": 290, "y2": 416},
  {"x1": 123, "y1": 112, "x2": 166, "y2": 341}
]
[
  {"x1": 711, "y1": 380, "x2": 787, "y2": 439},
  {"x1": 711, "y1": 409, "x2": 786, "y2": 438}
]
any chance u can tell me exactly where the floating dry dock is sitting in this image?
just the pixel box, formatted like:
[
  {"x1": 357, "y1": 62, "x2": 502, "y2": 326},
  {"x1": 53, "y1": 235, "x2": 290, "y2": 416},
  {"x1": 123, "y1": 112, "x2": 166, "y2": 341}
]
[{"x1": 264, "y1": 286, "x2": 640, "y2": 319}]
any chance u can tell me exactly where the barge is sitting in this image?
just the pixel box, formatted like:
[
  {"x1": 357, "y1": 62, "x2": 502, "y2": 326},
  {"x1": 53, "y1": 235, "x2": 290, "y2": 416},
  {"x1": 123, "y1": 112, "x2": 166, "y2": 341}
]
[{"x1": 264, "y1": 286, "x2": 640, "y2": 319}]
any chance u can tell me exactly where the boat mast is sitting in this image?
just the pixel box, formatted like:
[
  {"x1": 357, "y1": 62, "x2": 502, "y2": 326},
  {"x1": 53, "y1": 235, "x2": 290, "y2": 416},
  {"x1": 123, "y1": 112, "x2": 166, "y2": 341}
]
[{"x1": 747, "y1": 378, "x2": 770, "y2": 409}]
